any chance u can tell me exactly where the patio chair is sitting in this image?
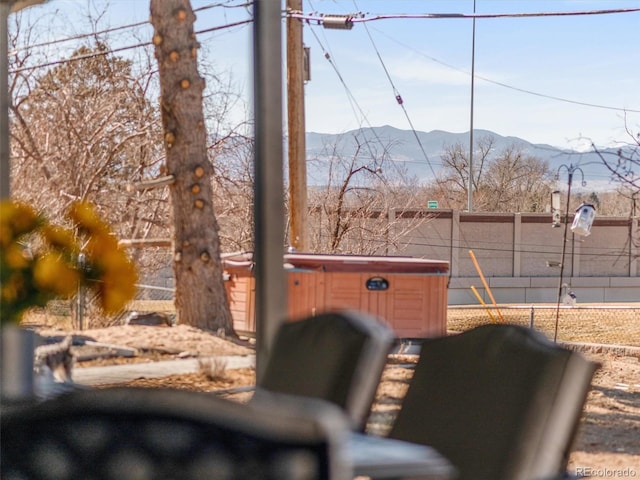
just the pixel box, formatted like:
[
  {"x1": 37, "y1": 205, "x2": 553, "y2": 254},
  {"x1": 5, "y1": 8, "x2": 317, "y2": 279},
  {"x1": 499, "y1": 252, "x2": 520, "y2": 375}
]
[
  {"x1": 388, "y1": 323, "x2": 599, "y2": 480},
  {"x1": 254, "y1": 309, "x2": 394, "y2": 431},
  {"x1": 1, "y1": 387, "x2": 352, "y2": 480}
]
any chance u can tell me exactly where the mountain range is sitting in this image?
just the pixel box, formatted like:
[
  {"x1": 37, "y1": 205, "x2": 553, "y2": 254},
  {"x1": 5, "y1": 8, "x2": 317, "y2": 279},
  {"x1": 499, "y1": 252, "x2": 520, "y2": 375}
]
[{"x1": 304, "y1": 126, "x2": 626, "y2": 191}]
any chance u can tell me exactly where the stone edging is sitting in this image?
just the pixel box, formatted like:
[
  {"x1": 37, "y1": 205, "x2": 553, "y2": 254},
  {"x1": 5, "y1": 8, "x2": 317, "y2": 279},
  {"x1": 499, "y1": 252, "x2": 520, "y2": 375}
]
[{"x1": 559, "y1": 341, "x2": 640, "y2": 358}]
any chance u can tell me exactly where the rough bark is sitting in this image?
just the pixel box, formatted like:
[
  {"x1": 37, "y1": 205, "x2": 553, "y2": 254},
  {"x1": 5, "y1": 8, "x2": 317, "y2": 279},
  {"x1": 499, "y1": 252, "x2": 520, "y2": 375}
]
[{"x1": 150, "y1": 0, "x2": 234, "y2": 335}]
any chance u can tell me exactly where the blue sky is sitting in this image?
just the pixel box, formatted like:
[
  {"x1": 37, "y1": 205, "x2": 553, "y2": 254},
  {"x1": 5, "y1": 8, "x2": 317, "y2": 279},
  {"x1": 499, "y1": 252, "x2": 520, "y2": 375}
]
[{"x1": 14, "y1": 0, "x2": 640, "y2": 149}]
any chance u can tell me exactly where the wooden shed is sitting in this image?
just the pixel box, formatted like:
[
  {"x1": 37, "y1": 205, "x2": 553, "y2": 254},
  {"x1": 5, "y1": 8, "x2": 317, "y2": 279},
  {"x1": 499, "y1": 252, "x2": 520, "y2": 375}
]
[{"x1": 222, "y1": 252, "x2": 450, "y2": 339}]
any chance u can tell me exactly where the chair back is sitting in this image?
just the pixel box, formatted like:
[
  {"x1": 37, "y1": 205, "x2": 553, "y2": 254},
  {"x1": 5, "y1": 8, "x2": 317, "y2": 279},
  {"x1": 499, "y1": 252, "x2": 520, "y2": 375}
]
[
  {"x1": 389, "y1": 324, "x2": 598, "y2": 480},
  {"x1": 256, "y1": 310, "x2": 394, "y2": 430},
  {"x1": 1, "y1": 387, "x2": 352, "y2": 480}
]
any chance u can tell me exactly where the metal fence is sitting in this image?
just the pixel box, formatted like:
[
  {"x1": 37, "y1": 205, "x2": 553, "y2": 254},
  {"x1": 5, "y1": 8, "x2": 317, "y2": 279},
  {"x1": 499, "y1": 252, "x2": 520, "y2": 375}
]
[
  {"x1": 447, "y1": 305, "x2": 640, "y2": 348},
  {"x1": 33, "y1": 290, "x2": 640, "y2": 348}
]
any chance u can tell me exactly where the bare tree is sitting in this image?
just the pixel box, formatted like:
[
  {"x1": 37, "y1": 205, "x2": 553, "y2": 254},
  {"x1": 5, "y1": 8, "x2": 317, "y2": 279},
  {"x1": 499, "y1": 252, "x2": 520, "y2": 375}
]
[
  {"x1": 437, "y1": 136, "x2": 494, "y2": 205},
  {"x1": 150, "y1": 0, "x2": 233, "y2": 335},
  {"x1": 307, "y1": 133, "x2": 428, "y2": 254},
  {"x1": 10, "y1": 4, "x2": 255, "y2": 305},
  {"x1": 587, "y1": 188, "x2": 639, "y2": 216},
  {"x1": 592, "y1": 119, "x2": 640, "y2": 191},
  {"x1": 8, "y1": 4, "x2": 177, "y2": 269},
  {"x1": 9, "y1": 39, "x2": 170, "y2": 255},
  {"x1": 577, "y1": 117, "x2": 640, "y2": 217},
  {"x1": 482, "y1": 145, "x2": 553, "y2": 212},
  {"x1": 210, "y1": 131, "x2": 255, "y2": 252},
  {"x1": 434, "y1": 135, "x2": 554, "y2": 212}
]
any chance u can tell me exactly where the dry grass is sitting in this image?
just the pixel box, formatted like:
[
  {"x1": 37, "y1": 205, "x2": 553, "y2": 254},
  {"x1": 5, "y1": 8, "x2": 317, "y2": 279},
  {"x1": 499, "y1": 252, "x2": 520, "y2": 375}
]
[
  {"x1": 27, "y1": 301, "x2": 640, "y2": 348},
  {"x1": 447, "y1": 306, "x2": 640, "y2": 347},
  {"x1": 197, "y1": 357, "x2": 229, "y2": 381}
]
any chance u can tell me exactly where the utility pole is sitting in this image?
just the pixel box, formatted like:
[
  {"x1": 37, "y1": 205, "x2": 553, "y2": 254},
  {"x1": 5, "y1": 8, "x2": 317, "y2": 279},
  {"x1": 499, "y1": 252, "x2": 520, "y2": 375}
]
[
  {"x1": 467, "y1": 0, "x2": 476, "y2": 212},
  {"x1": 286, "y1": 0, "x2": 308, "y2": 251}
]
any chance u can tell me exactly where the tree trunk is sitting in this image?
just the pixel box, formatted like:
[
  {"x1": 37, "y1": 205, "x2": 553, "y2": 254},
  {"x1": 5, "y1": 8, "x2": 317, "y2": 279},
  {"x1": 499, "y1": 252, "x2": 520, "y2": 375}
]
[{"x1": 150, "y1": 0, "x2": 234, "y2": 335}]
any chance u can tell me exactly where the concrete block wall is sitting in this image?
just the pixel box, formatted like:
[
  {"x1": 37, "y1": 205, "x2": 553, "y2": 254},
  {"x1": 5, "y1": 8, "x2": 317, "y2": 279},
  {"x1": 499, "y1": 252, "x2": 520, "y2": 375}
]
[
  {"x1": 448, "y1": 276, "x2": 640, "y2": 305},
  {"x1": 389, "y1": 210, "x2": 639, "y2": 305}
]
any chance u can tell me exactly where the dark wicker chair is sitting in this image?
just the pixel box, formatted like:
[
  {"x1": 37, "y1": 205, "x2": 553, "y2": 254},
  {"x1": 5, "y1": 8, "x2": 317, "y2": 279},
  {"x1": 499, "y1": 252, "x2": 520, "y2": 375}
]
[
  {"x1": 388, "y1": 324, "x2": 599, "y2": 480},
  {"x1": 1, "y1": 387, "x2": 352, "y2": 480},
  {"x1": 254, "y1": 310, "x2": 394, "y2": 431}
]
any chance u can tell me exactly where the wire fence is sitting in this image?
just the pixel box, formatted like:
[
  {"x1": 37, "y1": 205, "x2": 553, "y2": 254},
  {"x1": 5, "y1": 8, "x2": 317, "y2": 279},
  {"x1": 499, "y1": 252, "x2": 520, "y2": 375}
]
[
  {"x1": 447, "y1": 305, "x2": 640, "y2": 348},
  {"x1": 30, "y1": 288, "x2": 640, "y2": 348},
  {"x1": 26, "y1": 283, "x2": 175, "y2": 330}
]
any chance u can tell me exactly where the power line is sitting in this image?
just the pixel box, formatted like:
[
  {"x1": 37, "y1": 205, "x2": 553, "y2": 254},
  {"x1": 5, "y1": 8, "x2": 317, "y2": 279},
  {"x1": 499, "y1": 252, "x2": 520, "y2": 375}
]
[
  {"x1": 306, "y1": 25, "x2": 407, "y2": 180},
  {"x1": 9, "y1": 20, "x2": 148, "y2": 55},
  {"x1": 9, "y1": 1, "x2": 251, "y2": 54},
  {"x1": 10, "y1": 41, "x2": 149, "y2": 74},
  {"x1": 374, "y1": 30, "x2": 640, "y2": 114},
  {"x1": 289, "y1": 7, "x2": 640, "y2": 24},
  {"x1": 195, "y1": 18, "x2": 253, "y2": 35},
  {"x1": 194, "y1": 1, "x2": 253, "y2": 13},
  {"x1": 294, "y1": 5, "x2": 639, "y2": 114},
  {"x1": 352, "y1": 1, "x2": 447, "y2": 206},
  {"x1": 475, "y1": 75, "x2": 640, "y2": 114},
  {"x1": 12, "y1": 5, "x2": 637, "y2": 115},
  {"x1": 9, "y1": 18, "x2": 253, "y2": 75},
  {"x1": 319, "y1": 229, "x2": 634, "y2": 260},
  {"x1": 306, "y1": 3, "x2": 421, "y2": 185}
]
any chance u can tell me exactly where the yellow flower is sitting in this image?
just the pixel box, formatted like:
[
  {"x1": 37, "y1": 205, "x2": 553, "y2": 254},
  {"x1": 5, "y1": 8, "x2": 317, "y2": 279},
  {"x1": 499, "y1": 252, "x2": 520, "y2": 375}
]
[
  {"x1": 0, "y1": 222, "x2": 12, "y2": 248},
  {"x1": 84, "y1": 232, "x2": 119, "y2": 260},
  {"x1": 1, "y1": 200, "x2": 138, "y2": 325},
  {"x1": 33, "y1": 253, "x2": 80, "y2": 298},
  {"x1": 0, "y1": 201, "x2": 39, "y2": 234},
  {"x1": 92, "y1": 247, "x2": 138, "y2": 313},
  {"x1": 3, "y1": 243, "x2": 31, "y2": 269},
  {"x1": 0, "y1": 201, "x2": 40, "y2": 247},
  {"x1": 67, "y1": 201, "x2": 109, "y2": 235},
  {"x1": 42, "y1": 225, "x2": 78, "y2": 253},
  {"x1": 101, "y1": 249, "x2": 136, "y2": 276},
  {"x1": 1, "y1": 273, "x2": 25, "y2": 304},
  {"x1": 99, "y1": 280, "x2": 137, "y2": 314}
]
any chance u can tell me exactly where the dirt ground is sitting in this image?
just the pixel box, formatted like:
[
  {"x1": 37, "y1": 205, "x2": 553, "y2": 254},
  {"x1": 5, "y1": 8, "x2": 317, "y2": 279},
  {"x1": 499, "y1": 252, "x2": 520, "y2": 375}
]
[{"x1": 37, "y1": 323, "x2": 640, "y2": 477}]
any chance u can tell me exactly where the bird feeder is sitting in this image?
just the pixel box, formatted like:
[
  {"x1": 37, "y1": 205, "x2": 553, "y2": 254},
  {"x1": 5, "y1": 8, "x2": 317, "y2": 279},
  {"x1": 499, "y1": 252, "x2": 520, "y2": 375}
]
[{"x1": 571, "y1": 203, "x2": 596, "y2": 237}]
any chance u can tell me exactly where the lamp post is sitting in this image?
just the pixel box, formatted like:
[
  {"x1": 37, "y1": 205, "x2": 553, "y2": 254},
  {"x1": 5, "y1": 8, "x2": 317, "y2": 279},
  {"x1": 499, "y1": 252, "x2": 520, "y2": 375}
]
[
  {"x1": 552, "y1": 163, "x2": 586, "y2": 343},
  {"x1": 1, "y1": 0, "x2": 48, "y2": 199}
]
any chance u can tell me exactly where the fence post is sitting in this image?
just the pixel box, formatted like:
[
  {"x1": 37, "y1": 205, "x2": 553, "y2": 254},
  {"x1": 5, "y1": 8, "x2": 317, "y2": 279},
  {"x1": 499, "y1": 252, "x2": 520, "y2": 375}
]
[
  {"x1": 76, "y1": 253, "x2": 86, "y2": 330},
  {"x1": 529, "y1": 305, "x2": 535, "y2": 329}
]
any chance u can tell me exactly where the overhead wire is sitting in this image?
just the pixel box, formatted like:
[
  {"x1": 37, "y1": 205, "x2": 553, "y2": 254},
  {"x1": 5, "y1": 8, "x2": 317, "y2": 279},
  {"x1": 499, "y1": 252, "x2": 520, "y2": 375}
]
[
  {"x1": 305, "y1": 2, "x2": 411, "y2": 181},
  {"x1": 306, "y1": 3, "x2": 424, "y2": 189},
  {"x1": 289, "y1": 7, "x2": 640, "y2": 23},
  {"x1": 9, "y1": 0, "x2": 251, "y2": 54},
  {"x1": 9, "y1": 2, "x2": 636, "y2": 189},
  {"x1": 350, "y1": 0, "x2": 455, "y2": 258},
  {"x1": 10, "y1": 40, "x2": 150, "y2": 74},
  {"x1": 305, "y1": 23, "x2": 403, "y2": 181},
  {"x1": 12, "y1": 4, "x2": 637, "y2": 114},
  {"x1": 353, "y1": 0, "x2": 449, "y2": 204},
  {"x1": 372, "y1": 29, "x2": 639, "y2": 114},
  {"x1": 301, "y1": 2, "x2": 636, "y2": 202},
  {"x1": 288, "y1": 5, "x2": 639, "y2": 115},
  {"x1": 9, "y1": 18, "x2": 253, "y2": 75},
  {"x1": 8, "y1": 20, "x2": 148, "y2": 55},
  {"x1": 318, "y1": 226, "x2": 632, "y2": 259}
]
